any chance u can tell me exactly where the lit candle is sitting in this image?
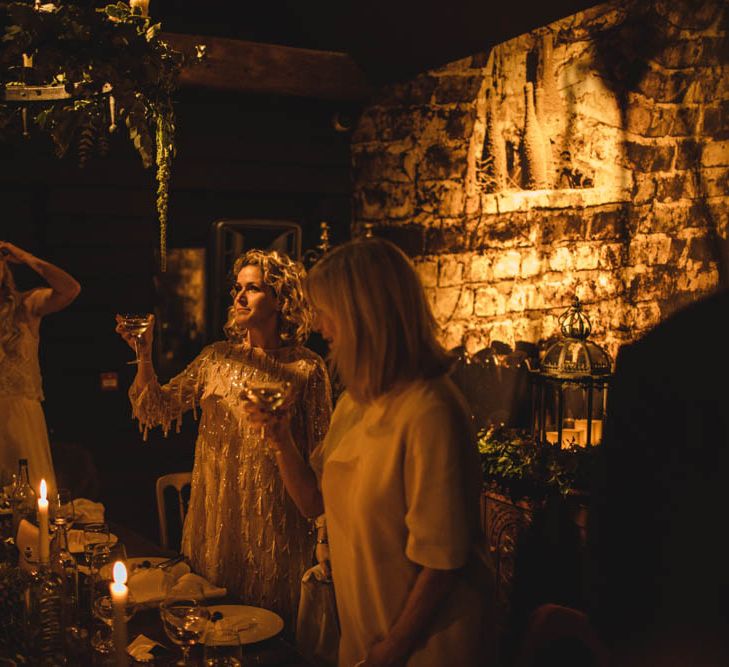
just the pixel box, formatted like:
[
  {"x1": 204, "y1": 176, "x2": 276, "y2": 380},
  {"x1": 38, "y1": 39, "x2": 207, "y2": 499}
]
[
  {"x1": 110, "y1": 561, "x2": 130, "y2": 667},
  {"x1": 129, "y1": 0, "x2": 150, "y2": 17},
  {"x1": 38, "y1": 479, "x2": 50, "y2": 564}
]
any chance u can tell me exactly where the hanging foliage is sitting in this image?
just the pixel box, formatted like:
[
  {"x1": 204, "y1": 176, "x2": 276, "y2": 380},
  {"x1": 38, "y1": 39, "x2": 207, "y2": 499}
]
[{"x1": 0, "y1": 1, "x2": 205, "y2": 270}]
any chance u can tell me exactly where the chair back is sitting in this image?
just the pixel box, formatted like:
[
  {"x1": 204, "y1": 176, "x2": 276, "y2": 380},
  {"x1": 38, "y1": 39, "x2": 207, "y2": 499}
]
[{"x1": 155, "y1": 472, "x2": 192, "y2": 550}]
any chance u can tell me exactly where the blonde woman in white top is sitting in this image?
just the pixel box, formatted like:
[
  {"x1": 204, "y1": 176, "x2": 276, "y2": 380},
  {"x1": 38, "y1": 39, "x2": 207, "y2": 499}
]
[
  {"x1": 252, "y1": 238, "x2": 495, "y2": 667},
  {"x1": 0, "y1": 241, "x2": 81, "y2": 493}
]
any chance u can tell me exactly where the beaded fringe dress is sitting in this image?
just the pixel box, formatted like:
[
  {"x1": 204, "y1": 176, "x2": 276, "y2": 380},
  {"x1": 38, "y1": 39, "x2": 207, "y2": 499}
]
[{"x1": 129, "y1": 341, "x2": 331, "y2": 627}]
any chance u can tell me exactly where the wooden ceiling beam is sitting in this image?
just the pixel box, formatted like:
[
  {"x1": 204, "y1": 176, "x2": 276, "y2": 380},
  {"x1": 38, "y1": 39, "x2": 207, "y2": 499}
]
[{"x1": 162, "y1": 33, "x2": 373, "y2": 102}]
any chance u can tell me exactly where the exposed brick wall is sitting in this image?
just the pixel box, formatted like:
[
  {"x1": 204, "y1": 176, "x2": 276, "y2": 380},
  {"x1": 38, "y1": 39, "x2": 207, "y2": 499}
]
[{"x1": 351, "y1": 0, "x2": 728, "y2": 360}]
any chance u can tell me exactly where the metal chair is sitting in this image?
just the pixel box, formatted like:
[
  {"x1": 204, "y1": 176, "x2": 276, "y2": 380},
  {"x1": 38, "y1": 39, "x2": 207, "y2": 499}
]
[{"x1": 155, "y1": 472, "x2": 192, "y2": 550}]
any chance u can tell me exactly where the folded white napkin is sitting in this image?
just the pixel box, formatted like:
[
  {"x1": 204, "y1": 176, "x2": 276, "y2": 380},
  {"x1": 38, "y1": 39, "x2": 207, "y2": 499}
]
[
  {"x1": 16, "y1": 518, "x2": 38, "y2": 572},
  {"x1": 169, "y1": 573, "x2": 227, "y2": 600},
  {"x1": 127, "y1": 564, "x2": 225, "y2": 605},
  {"x1": 127, "y1": 634, "x2": 162, "y2": 662},
  {"x1": 72, "y1": 498, "x2": 105, "y2": 524}
]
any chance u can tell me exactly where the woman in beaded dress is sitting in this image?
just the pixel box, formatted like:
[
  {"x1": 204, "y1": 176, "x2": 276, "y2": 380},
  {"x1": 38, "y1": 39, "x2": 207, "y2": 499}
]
[
  {"x1": 0, "y1": 241, "x2": 81, "y2": 494},
  {"x1": 116, "y1": 249, "x2": 331, "y2": 627}
]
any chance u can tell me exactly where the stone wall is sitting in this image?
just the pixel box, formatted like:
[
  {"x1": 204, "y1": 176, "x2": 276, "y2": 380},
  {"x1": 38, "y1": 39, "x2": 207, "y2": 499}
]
[{"x1": 351, "y1": 0, "x2": 728, "y2": 360}]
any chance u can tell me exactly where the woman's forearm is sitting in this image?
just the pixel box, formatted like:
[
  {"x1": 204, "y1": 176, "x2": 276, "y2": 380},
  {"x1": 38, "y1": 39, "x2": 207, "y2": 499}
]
[
  {"x1": 368, "y1": 567, "x2": 457, "y2": 665},
  {"x1": 272, "y1": 432, "x2": 323, "y2": 517},
  {"x1": 25, "y1": 254, "x2": 81, "y2": 303}
]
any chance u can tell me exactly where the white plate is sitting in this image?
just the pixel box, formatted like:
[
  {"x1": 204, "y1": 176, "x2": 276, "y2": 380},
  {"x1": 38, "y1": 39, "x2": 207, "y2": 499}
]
[{"x1": 206, "y1": 605, "x2": 284, "y2": 644}]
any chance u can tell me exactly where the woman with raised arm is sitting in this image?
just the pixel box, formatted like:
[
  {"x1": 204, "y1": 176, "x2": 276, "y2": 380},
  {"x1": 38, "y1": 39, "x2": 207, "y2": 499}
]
[
  {"x1": 252, "y1": 238, "x2": 495, "y2": 667},
  {"x1": 0, "y1": 241, "x2": 81, "y2": 494},
  {"x1": 116, "y1": 249, "x2": 331, "y2": 628}
]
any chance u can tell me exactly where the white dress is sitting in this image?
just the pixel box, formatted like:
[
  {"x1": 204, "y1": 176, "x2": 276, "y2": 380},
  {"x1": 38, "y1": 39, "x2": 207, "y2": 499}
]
[
  {"x1": 314, "y1": 376, "x2": 491, "y2": 667},
  {"x1": 0, "y1": 321, "x2": 56, "y2": 494},
  {"x1": 129, "y1": 340, "x2": 331, "y2": 628}
]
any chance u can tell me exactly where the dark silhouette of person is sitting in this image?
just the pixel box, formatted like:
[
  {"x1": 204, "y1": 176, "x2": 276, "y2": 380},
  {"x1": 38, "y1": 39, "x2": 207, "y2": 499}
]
[{"x1": 589, "y1": 287, "x2": 729, "y2": 667}]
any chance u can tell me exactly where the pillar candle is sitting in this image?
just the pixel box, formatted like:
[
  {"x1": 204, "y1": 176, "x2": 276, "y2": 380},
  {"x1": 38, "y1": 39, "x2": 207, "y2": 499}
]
[
  {"x1": 38, "y1": 479, "x2": 49, "y2": 564},
  {"x1": 110, "y1": 561, "x2": 130, "y2": 667}
]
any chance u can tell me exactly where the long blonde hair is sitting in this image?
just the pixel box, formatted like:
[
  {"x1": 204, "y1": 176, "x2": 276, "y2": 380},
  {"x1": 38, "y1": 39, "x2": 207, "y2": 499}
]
[
  {"x1": 223, "y1": 248, "x2": 312, "y2": 346},
  {"x1": 305, "y1": 238, "x2": 452, "y2": 403},
  {"x1": 0, "y1": 262, "x2": 22, "y2": 359}
]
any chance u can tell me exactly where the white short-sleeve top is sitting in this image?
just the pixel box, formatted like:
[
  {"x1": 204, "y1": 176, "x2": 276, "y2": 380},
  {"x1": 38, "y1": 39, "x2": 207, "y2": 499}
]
[{"x1": 318, "y1": 375, "x2": 487, "y2": 667}]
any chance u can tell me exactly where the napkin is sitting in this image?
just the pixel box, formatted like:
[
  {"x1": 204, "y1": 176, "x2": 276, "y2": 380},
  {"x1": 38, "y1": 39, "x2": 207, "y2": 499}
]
[
  {"x1": 127, "y1": 634, "x2": 162, "y2": 663},
  {"x1": 169, "y1": 573, "x2": 227, "y2": 600},
  {"x1": 72, "y1": 498, "x2": 105, "y2": 523},
  {"x1": 302, "y1": 562, "x2": 331, "y2": 584},
  {"x1": 126, "y1": 563, "x2": 226, "y2": 605},
  {"x1": 128, "y1": 568, "x2": 177, "y2": 605},
  {"x1": 16, "y1": 519, "x2": 38, "y2": 572}
]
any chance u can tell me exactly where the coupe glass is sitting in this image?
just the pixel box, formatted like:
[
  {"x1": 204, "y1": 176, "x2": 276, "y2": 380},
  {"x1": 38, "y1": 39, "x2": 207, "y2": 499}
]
[
  {"x1": 117, "y1": 312, "x2": 154, "y2": 364},
  {"x1": 240, "y1": 379, "x2": 292, "y2": 437},
  {"x1": 203, "y1": 624, "x2": 243, "y2": 666},
  {"x1": 160, "y1": 598, "x2": 211, "y2": 666}
]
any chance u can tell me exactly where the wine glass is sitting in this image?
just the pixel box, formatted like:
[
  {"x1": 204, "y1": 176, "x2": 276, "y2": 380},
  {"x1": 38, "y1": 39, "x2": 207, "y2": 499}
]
[
  {"x1": 91, "y1": 592, "x2": 137, "y2": 654},
  {"x1": 89, "y1": 542, "x2": 128, "y2": 613},
  {"x1": 117, "y1": 312, "x2": 154, "y2": 365},
  {"x1": 160, "y1": 598, "x2": 211, "y2": 666},
  {"x1": 51, "y1": 488, "x2": 75, "y2": 525},
  {"x1": 240, "y1": 380, "x2": 292, "y2": 438},
  {"x1": 82, "y1": 522, "x2": 110, "y2": 568},
  {"x1": 203, "y1": 624, "x2": 243, "y2": 666}
]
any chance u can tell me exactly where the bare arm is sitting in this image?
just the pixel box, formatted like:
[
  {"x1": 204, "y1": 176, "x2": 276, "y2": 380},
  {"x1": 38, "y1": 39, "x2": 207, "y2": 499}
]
[
  {"x1": 1, "y1": 241, "x2": 81, "y2": 316},
  {"x1": 363, "y1": 567, "x2": 457, "y2": 667}
]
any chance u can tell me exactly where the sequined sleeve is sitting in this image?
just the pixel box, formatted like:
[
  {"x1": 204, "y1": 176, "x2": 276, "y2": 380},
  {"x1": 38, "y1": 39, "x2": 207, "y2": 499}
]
[{"x1": 128, "y1": 345, "x2": 211, "y2": 439}]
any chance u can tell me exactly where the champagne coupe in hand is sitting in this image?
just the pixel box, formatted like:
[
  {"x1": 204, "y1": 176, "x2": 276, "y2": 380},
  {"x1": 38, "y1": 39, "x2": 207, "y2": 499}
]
[
  {"x1": 117, "y1": 312, "x2": 154, "y2": 365},
  {"x1": 160, "y1": 598, "x2": 211, "y2": 666},
  {"x1": 240, "y1": 380, "x2": 292, "y2": 438}
]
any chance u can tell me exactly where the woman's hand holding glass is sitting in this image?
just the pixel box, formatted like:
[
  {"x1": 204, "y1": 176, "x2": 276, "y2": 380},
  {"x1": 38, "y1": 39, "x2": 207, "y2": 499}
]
[
  {"x1": 115, "y1": 312, "x2": 154, "y2": 365},
  {"x1": 240, "y1": 380, "x2": 293, "y2": 445}
]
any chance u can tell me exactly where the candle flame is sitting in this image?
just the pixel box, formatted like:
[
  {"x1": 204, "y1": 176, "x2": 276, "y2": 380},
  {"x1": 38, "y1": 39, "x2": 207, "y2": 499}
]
[
  {"x1": 113, "y1": 561, "x2": 127, "y2": 585},
  {"x1": 40, "y1": 479, "x2": 47, "y2": 502}
]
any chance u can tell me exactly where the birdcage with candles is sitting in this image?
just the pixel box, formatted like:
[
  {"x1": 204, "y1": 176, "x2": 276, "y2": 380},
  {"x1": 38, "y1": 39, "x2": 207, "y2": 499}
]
[{"x1": 530, "y1": 296, "x2": 613, "y2": 448}]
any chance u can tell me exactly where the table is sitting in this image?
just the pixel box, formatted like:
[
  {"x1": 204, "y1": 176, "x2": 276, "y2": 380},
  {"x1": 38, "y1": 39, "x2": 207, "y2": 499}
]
[
  {"x1": 2, "y1": 521, "x2": 314, "y2": 666},
  {"x1": 105, "y1": 522, "x2": 314, "y2": 666}
]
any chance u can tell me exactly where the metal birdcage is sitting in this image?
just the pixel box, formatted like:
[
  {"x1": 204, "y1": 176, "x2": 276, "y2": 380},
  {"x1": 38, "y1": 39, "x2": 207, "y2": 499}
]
[{"x1": 531, "y1": 296, "x2": 613, "y2": 448}]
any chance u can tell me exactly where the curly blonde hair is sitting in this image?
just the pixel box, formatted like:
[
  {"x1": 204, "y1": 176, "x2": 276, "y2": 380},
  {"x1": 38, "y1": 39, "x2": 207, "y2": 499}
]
[
  {"x1": 223, "y1": 249, "x2": 312, "y2": 346},
  {"x1": 0, "y1": 262, "x2": 22, "y2": 359}
]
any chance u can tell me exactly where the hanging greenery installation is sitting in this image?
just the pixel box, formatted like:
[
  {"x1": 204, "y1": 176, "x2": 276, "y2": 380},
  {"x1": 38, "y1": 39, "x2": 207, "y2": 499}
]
[{"x1": 0, "y1": 1, "x2": 205, "y2": 270}]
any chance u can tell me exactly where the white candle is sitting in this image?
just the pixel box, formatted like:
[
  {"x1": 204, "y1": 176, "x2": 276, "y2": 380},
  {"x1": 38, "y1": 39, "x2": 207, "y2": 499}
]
[
  {"x1": 38, "y1": 479, "x2": 50, "y2": 564},
  {"x1": 110, "y1": 561, "x2": 130, "y2": 667}
]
